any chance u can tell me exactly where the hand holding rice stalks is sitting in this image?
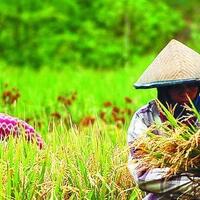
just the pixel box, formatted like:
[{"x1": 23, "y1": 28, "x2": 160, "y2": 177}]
[{"x1": 132, "y1": 101, "x2": 200, "y2": 176}]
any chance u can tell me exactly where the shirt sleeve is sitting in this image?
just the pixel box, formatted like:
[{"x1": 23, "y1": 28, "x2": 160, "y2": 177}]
[{"x1": 127, "y1": 112, "x2": 199, "y2": 195}]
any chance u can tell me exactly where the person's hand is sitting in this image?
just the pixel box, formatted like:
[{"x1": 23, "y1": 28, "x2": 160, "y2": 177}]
[{"x1": 135, "y1": 163, "x2": 149, "y2": 177}]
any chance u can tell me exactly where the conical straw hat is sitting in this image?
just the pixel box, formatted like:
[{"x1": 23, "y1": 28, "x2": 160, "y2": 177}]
[{"x1": 134, "y1": 39, "x2": 200, "y2": 89}]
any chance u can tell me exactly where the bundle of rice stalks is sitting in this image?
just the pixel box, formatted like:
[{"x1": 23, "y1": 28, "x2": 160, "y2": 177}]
[{"x1": 132, "y1": 100, "x2": 200, "y2": 176}]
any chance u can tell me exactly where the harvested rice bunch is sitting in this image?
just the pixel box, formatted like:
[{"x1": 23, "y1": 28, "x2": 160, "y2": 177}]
[{"x1": 132, "y1": 101, "x2": 200, "y2": 176}]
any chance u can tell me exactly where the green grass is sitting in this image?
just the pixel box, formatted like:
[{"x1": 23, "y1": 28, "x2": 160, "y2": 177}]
[
  {"x1": 0, "y1": 55, "x2": 156, "y2": 122},
  {"x1": 0, "y1": 122, "x2": 143, "y2": 199},
  {"x1": 0, "y1": 56, "x2": 156, "y2": 199}
]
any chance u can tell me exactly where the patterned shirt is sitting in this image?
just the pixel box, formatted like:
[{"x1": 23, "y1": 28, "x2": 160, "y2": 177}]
[
  {"x1": 127, "y1": 100, "x2": 200, "y2": 200},
  {"x1": 0, "y1": 113, "x2": 43, "y2": 149}
]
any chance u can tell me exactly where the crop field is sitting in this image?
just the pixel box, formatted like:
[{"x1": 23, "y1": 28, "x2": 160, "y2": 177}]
[
  {"x1": 0, "y1": 0, "x2": 198, "y2": 199},
  {"x1": 0, "y1": 57, "x2": 155, "y2": 200}
]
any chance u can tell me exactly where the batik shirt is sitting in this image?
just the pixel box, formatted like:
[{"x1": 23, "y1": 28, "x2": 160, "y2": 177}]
[
  {"x1": 0, "y1": 113, "x2": 43, "y2": 149},
  {"x1": 127, "y1": 100, "x2": 200, "y2": 200}
]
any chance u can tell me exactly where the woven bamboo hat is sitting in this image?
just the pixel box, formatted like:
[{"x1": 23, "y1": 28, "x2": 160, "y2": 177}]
[{"x1": 134, "y1": 39, "x2": 200, "y2": 89}]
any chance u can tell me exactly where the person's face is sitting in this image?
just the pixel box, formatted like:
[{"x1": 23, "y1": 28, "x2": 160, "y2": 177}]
[{"x1": 167, "y1": 84, "x2": 199, "y2": 104}]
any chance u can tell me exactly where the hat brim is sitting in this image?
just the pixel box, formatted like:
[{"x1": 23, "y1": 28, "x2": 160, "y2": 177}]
[{"x1": 134, "y1": 78, "x2": 200, "y2": 89}]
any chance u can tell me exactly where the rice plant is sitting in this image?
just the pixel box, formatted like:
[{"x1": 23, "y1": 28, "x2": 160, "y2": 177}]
[
  {"x1": 132, "y1": 100, "x2": 200, "y2": 176},
  {"x1": 0, "y1": 120, "x2": 140, "y2": 199}
]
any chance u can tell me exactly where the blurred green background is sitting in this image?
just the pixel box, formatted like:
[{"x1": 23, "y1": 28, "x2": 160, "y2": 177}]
[
  {"x1": 0, "y1": 0, "x2": 200, "y2": 124},
  {"x1": 0, "y1": 0, "x2": 199, "y2": 68}
]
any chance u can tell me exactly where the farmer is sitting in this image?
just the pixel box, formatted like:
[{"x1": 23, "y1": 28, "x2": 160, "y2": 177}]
[
  {"x1": 0, "y1": 113, "x2": 43, "y2": 149},
  {"x1": 128, "y1": 39, "x2": 200, "y2": 199}
]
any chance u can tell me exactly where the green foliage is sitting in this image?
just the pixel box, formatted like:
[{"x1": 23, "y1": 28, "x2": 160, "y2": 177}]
[
  {"x1": 162, "y1": 0, "x2": 200, "y2": 52},
  {"x1": 0, "y1": 57, "x2": 156, "y2": 123},
  {"x1": 0, "y1": 0, "x2": 184, "y2": 68},
  {"x1": 0, "y1": 122, "x2": 137, "y2": 199},
  {"x1": 0, "y1": 61, "x2": 154, "y2": 198}
]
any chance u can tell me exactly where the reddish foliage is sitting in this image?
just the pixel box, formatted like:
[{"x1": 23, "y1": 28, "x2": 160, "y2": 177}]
[
  {"x1": 2, "y1": 88, "x2": 20, "y2": 105},
  {"x1": 25, "y1": 117, "x2": 33, "y2": 124},
  {"x1": 56, "y1": 94, "x2": 135, "y2": 128},
  {"x1": 103, "y1": 101, "x2": 112, "y2": 107},
  {"x1": 57, "y1": 91, "x2": 77, "y2": 107},
  {"x1": 64, "y1": 99, "x2": 72, "y2": 106},
  {"x1": 125, "y1": 96, "x2": 133, "y2": 104},
  {"x1": 99, "y1": 111, "x2": 106, "y2": 120},
  {"x1": 51, "y1": 112, "x2": 61, "y2": 119},
  {"x1": 114, "y1": 117, "x2": 125, "y2": 124},
  {"x1": 112, "y1": 111, "x2": 118, "y2": 119},
  {"x1": 112, "y1": 106, "x2": 120, "y2": 114},
  {"x1": 125, "y1": 108, "x2": 132, "y2": 116},
  {"x1": 80, "y1": 116, "x2": 95, "y2": 126},
  {"x1": 98, "y1": 96, "x2": 135, "y2": 128}
]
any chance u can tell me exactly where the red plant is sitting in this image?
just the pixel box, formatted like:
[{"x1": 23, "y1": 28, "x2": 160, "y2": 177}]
[
  {"x1": 103, "y1": 101, "x2": 112, "y2": 107},
  {"x1": 51, "y1": 112, "x2": 61, "y2": 119},
  {"x1": 112, "y1": 106, "x2": 120, "y2": 114},
  {"x1": 57, "y1": 91, "x2": 77, "y2": 107},
  {"x1": 113, "y1": 115, "x2": 125, "y2": 124},
  {"x1": 125, "y1": 96, "x2": 133, "y2": 104},
  {"x1": 99, "y1": 111, "x2": 106, "y2": 121},
  {"x1": 2, "y1": 87, "x2": 20, "y2": 105},
  {"x1": 125, "y1": 108, "x2": 132, "y2": 116},
  {"x1": 80, "y1": 116, "x2": 95, "y2": 127},
  {"x1": 64, "y1": 99, "x2": 72, "y2": 106},
  {"x1": 98, "y1": 97, "x2": 135, "y2": 128}
]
